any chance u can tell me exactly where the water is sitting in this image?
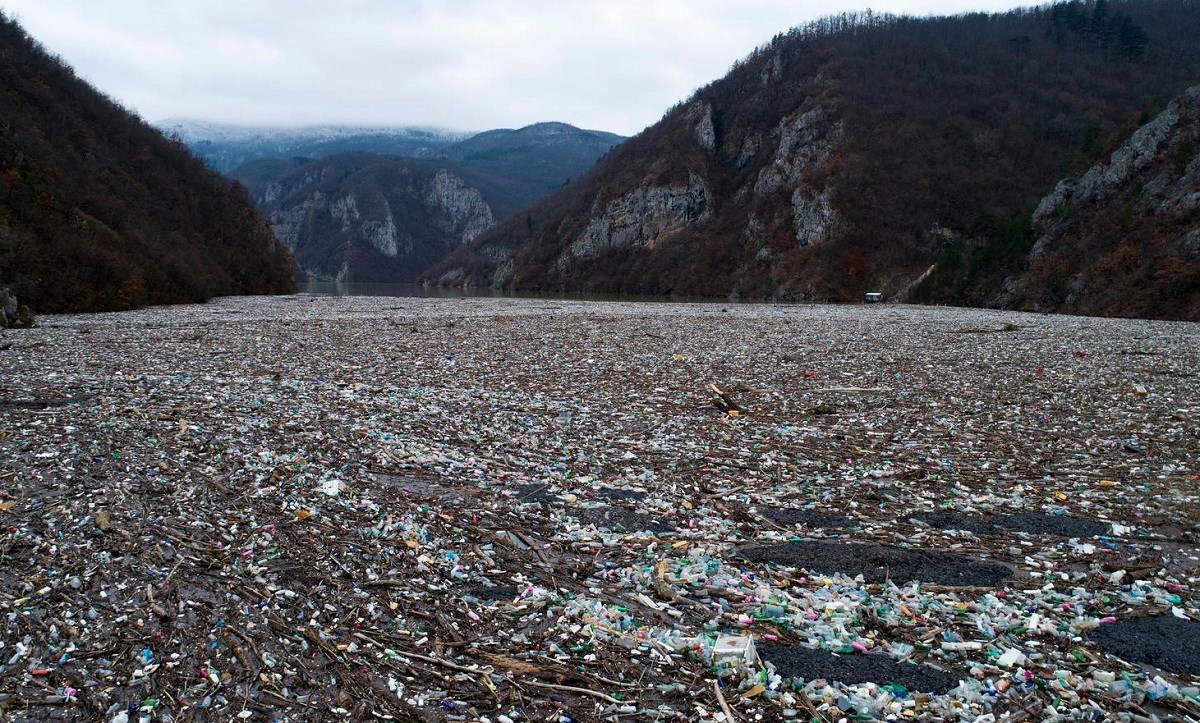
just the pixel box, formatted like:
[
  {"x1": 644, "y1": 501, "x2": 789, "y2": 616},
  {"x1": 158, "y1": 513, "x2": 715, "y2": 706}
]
[{"x1": 299, "y1": 281, "x2": 729, "y2": 304}]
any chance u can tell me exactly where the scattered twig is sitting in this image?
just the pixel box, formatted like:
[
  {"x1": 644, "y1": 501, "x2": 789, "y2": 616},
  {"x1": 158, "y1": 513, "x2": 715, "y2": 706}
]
[
  {"x1": 711, "y1": 679, "x2": 738, "y2": 722},
  {"x1": 523, "y1": 680, "x2": 630, "y2": 705}
]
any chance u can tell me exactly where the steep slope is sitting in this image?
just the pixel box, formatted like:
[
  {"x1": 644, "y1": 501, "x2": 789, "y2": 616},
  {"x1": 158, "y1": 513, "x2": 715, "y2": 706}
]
[
  {"x1": 231, "y1": 157, "x2": 309, "y2": 200},
  {"x1": 229, "y1": 122, "x2": 626, "y2": 215},
  {"x1": 441, "y1": 122, "x2": 626, "y2": 206},
  {"x1": 995, "y1": 84, "x2": 1200, "y2": 319},
  {"x1": 0, "y1": 14, "x2": 295, "y2": 313},
  {"x1": 249, "y1": 154, "x2": 496, "y2": 282},
  {"x1": 230, "y1": 123, "x2": 626, "y2": 282},
  {"x1": 427, "y1": 0, "x2": 1200, "y2": 303},
  {"x1": 157, "y1": 119, "x2": 469, "y2": 173}
]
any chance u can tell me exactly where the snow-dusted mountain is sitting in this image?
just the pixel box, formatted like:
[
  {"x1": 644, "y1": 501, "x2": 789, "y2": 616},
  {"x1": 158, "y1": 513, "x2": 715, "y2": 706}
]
[{"x1": 156, "y1": 118, "x2": 474, "y2": 172}]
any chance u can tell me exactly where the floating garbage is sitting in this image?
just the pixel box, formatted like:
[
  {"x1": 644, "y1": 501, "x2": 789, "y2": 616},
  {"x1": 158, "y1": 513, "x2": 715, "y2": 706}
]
[
  {"x1": 0, "y1": 295, "x2": 1197, "y2": 721},
  {"x1": 712, "y1": 634, "x2": 758, "y2": 666}
]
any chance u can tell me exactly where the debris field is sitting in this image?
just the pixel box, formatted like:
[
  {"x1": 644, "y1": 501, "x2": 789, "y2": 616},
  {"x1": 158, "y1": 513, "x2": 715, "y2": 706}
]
[{"x1": 1, "y1": 294, "x2": 1199, "y2": 722}]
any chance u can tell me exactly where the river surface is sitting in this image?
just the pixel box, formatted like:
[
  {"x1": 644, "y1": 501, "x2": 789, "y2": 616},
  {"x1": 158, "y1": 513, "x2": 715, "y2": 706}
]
[{"x1": 299, "y1": 280, "x2": 730, "y2": 303}]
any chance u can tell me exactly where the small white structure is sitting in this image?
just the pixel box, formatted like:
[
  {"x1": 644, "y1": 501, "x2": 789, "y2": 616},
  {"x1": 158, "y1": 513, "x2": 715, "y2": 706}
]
[{"x1": 864, "y1": 292, "x2": 884, "y2": 304}]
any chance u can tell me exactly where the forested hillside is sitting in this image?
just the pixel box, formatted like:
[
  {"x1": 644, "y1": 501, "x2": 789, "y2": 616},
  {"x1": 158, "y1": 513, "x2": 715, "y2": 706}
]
[
  {"x1": 439, "y1": 123, "x2": 626, "y2": 206},
  {"x1": 0, "y1": 13, "x2": 295, "y2": 314},
  {"x1": 427, "y1": 0, "x2": 1200, "y2": 316},
  {"x1": 986, "y1": 84, "x2": 1199, "y2": 319}
]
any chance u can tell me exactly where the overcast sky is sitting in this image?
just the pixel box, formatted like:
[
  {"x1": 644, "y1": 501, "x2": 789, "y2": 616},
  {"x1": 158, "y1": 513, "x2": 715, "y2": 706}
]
[{"x1": 2, "y1": 0, "x2": 1037, "y2": 135}]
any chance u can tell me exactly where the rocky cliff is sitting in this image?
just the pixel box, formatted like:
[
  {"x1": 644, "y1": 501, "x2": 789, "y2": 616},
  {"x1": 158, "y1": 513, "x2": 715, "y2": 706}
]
[
  {"x1": 231, "y1": 122, "x2": 625, "y2": 283},
  {"x1": 426, "y1": 0, "x2": 1200, "y2": 310},
  {"x1": 996, "y1": 84, "x2": 1200, "y2": 319},
  {"x1": 565, "y1": 172, "x2": 710, "y2": 267},
  {"x1": 249, "y1": 154, "x2": 495, "y2": 282}
]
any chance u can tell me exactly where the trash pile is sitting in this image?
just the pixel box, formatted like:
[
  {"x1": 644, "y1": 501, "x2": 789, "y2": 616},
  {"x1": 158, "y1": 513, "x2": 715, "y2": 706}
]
[{"x1": 1, "y1": 295, "x2": 1198, "y2": 721}]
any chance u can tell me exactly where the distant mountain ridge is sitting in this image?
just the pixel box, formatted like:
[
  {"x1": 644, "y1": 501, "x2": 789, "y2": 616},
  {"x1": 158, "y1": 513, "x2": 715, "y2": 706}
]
[
  {"x1": 158, "y1": 118, "x2": 625, "y2": 180},
  {"x1": 442, "y1": 122, "x2": 626, "y2": 203},
  {"x1": 156, "y1": 118, "x2": 474, "y2": 172},
  {"x1": 229, "y1": 122, "x2": 626, "y2": 282},
  {"x1": 424, "y1": 0, "x2": 1200, "y2": 320},
  {"x1": 0, "y1": 13, "x2": 295, "y2": 313}
]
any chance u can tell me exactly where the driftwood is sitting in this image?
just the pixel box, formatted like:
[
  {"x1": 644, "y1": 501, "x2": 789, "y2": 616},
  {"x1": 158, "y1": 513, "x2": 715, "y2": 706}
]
[{"x1": 709, "y1": 383, "x2": 743, "y2": 414}]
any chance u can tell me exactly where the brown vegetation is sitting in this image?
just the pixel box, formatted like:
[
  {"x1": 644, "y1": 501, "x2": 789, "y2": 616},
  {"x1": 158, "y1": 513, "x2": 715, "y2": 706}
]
[
  {"x1": 427, "y1": 0, "x2": 1200, "y2": 312},
  {"x1": 0, "y1": 13, "x2": 295, "y2": 314}
]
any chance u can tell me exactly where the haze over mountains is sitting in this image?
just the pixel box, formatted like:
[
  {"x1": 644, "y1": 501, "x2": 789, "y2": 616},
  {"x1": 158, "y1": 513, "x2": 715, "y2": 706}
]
[
  {"x1": 157, "y1": 119, "x2": 473, "y2": 173},
  {"x1": 428, "y1": 0, "x2": 1200, "y2": 319}
]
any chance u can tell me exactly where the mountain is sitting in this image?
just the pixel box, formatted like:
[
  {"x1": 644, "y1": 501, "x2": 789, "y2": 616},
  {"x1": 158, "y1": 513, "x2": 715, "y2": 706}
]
[
  {"x1": 441, "y1": 122, "x2": 626, "y2": 205},
  {"x1": 994, "y1": 84, "x2": 1200, "y2": 319},
  {"x1": 0, "y1": 13, "x2": 295, "y2": 314},
  {"x1": 230, "y1": 123, "x2": 626, "y2": 282},
  {"x1": 425, "y1": 0, "x2": 1200, "y2": 314},
  {"x1": 157, "y1": 119, "x2": 471, "y2": 173},
  {"x1": 226, "y1": 157, "x2": 309, "y2": 200},
  {"x1": 241, "y1": 154, "x2": 497, "y2": 282},
  {"x1": 229, "y1": 121, "x2": 625, "y2": 220}
]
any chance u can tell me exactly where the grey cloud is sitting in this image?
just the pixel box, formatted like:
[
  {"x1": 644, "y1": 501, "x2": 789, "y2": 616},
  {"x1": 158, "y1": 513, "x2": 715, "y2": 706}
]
[{"x1": 1, "y1": 0, "x2": 1041, "y2": 135}]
